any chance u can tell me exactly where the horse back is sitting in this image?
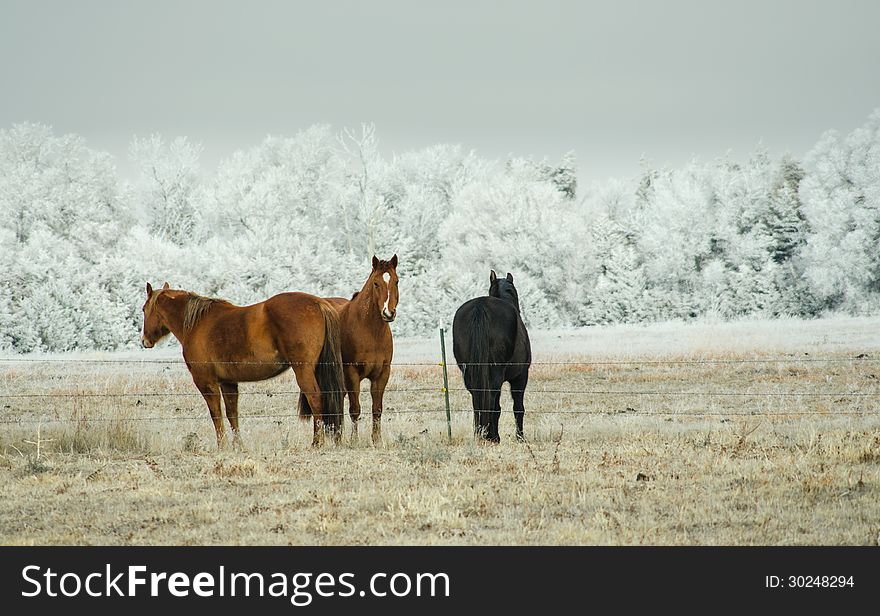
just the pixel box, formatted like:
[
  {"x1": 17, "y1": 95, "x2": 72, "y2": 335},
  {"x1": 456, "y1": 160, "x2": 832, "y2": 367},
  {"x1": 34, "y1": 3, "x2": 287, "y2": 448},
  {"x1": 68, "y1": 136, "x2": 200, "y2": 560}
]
[
  {"x1": 182, "y1": 301, "x2": 282, "y2": 381},
  {"x1": 263, "y1": 292, "x2": 330, "y2": 334},
  {"x1": 324, "y1": 297, "x2": 349, "y2": 312},
  {"x1": 186, "y1": 292, "x2": 328, "y2": 381}
]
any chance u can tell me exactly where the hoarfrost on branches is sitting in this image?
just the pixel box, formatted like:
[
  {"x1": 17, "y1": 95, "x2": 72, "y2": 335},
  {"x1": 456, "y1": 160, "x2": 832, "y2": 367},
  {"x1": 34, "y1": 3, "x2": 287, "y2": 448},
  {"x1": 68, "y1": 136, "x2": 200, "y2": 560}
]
[{"x1": 1, "y1": 110, "x2": 879, "y2": 352}]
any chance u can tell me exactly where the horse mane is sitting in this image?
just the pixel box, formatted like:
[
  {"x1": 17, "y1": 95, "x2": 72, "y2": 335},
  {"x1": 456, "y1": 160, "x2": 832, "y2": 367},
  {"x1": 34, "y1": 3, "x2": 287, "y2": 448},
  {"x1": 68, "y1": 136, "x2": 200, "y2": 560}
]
[
  {"x1": 183, "y1": 294, "x2": 231, "y2": 333},
  {"x1": 350, "y1": 291, "x2": 360, "y2": 300},
  {"x1": 490, "y1": 280, "x2": 521, "y2": 312}
]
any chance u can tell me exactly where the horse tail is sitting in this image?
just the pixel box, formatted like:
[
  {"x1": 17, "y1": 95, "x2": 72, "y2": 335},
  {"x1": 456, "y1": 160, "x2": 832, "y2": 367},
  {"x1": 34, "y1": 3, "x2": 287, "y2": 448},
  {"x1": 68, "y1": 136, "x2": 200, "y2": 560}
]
[
  {"x1": 318, "y1": 302, "x2": 345, "y2": 433},
  {"x1": 462, "y1": 303, "x2": 494, "y2": 421},
  {"x1": 298, "y1": 302, "x2": 345, "y2": 436}
]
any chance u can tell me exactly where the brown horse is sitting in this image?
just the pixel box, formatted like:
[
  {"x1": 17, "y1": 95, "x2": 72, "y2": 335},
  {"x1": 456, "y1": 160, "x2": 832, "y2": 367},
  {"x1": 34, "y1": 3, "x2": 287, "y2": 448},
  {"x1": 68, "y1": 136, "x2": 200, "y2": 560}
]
[
  {"x1": 141, "y1": 283, "x2": 345, "y2": 448},
  {"x1": 299, "y1": 255, "x2": 398, "y2": 444}
]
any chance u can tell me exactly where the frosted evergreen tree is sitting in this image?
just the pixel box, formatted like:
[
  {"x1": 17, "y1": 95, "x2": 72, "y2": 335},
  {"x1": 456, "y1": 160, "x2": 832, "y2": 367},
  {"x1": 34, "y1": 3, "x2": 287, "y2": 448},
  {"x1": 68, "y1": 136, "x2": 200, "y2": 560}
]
[
  {"x1": 765, "y1": 155, "x2": 807, "y2": 264},
  {"x1": 549, "y1": 151, "x2": 578, "y2": 200},
  {"x1": 505, "y1": 152, "x2": 577, "y2": 200},
  {"x1": 710, "y1": 150, "x2": 779, "y2": 316},
  {"x1": 588, "y1": 214, "x2": 647, "y2": 323},
  {"x1": 761, "y1": 155, "x2": 817, "y2": 315}
]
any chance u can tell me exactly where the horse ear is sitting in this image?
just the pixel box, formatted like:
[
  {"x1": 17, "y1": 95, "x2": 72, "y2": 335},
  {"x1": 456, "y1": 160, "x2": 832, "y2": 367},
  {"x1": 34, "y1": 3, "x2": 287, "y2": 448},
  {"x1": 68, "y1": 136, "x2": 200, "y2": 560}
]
[
  {"x1": 146, "y1": 282, "x2": 153, "y2": 296},
  {"x1": 506, "y1": 272, "x2": 513, "y2": 282},
  {"x1": 162, "y1": 282, "x2": 170, "y2": 290},
  {"x1": 390, "y1": 254, "x2": 398, "y2": 268},
  {"x1": 372, "y1": 255, "x2": 379, "y2": 270},
  {"x1": 490, "y1": 270, "x2": 497, "y2": 282}
]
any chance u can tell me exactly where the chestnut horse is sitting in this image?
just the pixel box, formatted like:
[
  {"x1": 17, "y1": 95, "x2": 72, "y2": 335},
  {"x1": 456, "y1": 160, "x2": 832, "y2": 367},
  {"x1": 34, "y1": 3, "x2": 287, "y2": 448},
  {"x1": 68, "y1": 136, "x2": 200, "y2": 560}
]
[
  {"x1": 141, "y1": 283, "x2": 345, "y2": 447},
  {"x1": 299, "y1": 255, "x2": 398, "y2": 444}
]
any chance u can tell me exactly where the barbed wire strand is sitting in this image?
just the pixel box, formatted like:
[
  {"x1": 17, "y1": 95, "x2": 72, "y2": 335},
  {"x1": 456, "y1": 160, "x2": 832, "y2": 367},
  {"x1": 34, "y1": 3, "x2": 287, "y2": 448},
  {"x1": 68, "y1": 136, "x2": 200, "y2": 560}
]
[
  {"x1": 1, "y1": 355, "x2": 876, "y2": 426},
  {"x1": 0, "y1": 408, "x2": 877, "y2": 425},
  {"x1": 0, "y1": 357, "x2": 875, "y2": 366},
  {"x1": 1, "y1": 388, "x2": 878, "y2": 399}
]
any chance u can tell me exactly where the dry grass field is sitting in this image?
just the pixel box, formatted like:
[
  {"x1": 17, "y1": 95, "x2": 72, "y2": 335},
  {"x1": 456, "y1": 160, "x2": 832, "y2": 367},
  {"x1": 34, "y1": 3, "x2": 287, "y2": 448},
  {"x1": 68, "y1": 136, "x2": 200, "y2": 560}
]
[{"x1": 1, "y1": 317, "x2": 879, "y2": 545}]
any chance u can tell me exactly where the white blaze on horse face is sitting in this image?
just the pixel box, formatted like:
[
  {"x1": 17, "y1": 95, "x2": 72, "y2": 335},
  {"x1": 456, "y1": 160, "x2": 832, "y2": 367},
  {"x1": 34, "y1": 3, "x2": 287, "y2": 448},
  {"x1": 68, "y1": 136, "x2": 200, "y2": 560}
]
[{"x1": 382, "y1": 272, "x2": 394, "y2": 319}]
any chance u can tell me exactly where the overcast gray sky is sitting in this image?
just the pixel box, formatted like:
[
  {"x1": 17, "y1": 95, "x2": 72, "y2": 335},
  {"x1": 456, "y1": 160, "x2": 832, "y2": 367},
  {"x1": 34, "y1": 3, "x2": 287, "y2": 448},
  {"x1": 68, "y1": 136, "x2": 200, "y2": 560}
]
[{"x1": 1, "y1": 0, "x2": 878, "y2": 182}]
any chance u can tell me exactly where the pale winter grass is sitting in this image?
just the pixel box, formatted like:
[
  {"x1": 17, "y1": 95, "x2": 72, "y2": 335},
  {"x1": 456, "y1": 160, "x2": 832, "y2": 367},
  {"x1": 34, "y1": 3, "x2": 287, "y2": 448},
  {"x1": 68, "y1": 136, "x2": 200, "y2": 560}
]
[{"x1": 0, "y1": 316, "x2": 879, "y2": 545}]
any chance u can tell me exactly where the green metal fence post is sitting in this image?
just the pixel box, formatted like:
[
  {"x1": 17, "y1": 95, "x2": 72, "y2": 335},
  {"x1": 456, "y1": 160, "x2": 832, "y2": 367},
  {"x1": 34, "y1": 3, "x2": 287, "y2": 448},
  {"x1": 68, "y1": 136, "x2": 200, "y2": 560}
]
[{"x1": 439, "y1": 326, "x2": 453, "y2": 443}]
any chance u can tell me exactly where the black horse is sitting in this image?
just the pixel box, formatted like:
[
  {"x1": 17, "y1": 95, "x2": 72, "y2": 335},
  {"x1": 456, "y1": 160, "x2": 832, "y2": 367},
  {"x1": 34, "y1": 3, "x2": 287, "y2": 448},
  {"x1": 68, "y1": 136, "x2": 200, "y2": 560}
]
[{"x1": 452, "y1": 270, "x2": 531, "y2": 442}]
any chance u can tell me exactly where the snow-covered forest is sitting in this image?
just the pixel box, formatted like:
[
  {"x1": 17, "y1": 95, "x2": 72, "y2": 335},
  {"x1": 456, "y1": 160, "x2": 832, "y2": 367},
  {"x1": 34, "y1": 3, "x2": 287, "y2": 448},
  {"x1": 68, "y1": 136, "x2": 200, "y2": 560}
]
[{"x1": 1, "y1": 110, "x2": 879, "y2": 352}]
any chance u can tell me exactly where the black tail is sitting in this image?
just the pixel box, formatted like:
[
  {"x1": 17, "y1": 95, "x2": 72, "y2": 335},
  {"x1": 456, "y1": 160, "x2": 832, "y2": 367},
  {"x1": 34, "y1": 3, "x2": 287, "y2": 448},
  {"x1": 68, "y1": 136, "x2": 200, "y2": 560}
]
[
  {"x1": 461, "y1": 303, "x2": 494, "y2": 430},
  {"x1": 298, "y1": 303, "x2": 345, "y2": 435}
]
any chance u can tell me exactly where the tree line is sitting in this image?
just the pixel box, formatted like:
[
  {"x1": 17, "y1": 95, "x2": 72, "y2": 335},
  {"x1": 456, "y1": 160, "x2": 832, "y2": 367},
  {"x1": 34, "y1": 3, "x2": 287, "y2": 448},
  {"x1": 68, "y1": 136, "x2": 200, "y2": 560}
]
[{"x1": 1, "y1": 111, "x2": 878, "y2": 352}]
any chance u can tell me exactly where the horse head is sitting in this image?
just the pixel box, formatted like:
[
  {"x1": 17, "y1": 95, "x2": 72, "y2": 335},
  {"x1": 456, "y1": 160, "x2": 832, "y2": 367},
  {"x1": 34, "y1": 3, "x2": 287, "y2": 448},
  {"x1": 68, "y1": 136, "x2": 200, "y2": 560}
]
[
  {"x1": 489, "y1": 270, "x2": 520, "y2": 311},
  {"x1": 141, "y1": 282, "x2": 172, "y2": 348},
  {"x1": 368, "y1": 254, "x2": 399, "y2": 322}
]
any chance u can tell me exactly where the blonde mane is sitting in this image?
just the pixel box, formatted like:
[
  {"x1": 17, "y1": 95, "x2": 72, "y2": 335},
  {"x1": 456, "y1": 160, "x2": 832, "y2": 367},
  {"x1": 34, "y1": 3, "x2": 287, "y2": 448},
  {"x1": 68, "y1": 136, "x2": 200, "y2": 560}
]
[{"x1": 183, "y1": 295, "x2": 231, "y2": 333}]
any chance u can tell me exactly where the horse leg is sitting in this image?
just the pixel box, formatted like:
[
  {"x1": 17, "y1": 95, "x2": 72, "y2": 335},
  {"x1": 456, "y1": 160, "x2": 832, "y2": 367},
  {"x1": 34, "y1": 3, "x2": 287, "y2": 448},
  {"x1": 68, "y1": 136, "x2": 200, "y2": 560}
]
[
  {"x1": 489, "y1": 388, "x2": 502, "y2": 443},
  {"x1": 345, "y1": 364, "x2": 362, "y2": 442},
  {"x1": 509, "y1": 372, "x2": 528, "y2": 442},
  {"x1": 220, "y1": 381, "x2": 242, "y2": 450},
  {"x1": 370, "y1": 368, "x2": 390, "y2": 445},
  {"x1": 470, "y1": 391, "x2": 488, "y2": 440},
  {"x1": 195, "y1": 380, "x2": 226, "y2": 448},
  {"x1": 483, "y1": 368, "x2": 504, "y2": 443},
  {"x1": 292, "y1": 365, "x2": 326, "y2": 447}
]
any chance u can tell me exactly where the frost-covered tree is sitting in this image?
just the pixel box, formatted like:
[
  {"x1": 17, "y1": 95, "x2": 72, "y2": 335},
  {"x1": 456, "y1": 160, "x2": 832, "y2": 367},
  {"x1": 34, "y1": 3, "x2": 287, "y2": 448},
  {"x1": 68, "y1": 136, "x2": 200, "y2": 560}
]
[
  {"x1": 2, "y1": 111, "x2": 880, "y2": 352},
  {"x1": 334, "y1": 123, "x2": 390, "y2": 259},
  {"x1": 439, "y1": 168, "x2": 575, "y2": 329},
  {"x1": 0, "y1": 122, "x2": 129, "y2": 250},
  {"x1": 588, "y1": 214, "x2": 647, "y2": 323},
  {"x1": 761, "y1": 156, "x2": 816, "y2": 315},
  {"x1": 801, "y1": 110, "x2": 880, "y2": 312},
  {"x1": 505, "y1": 151, "x2": 577, "y2": 200},
  {"x1": 766, "y1": 155, "x2": 807, "y2": 265},
  {"x1": 0, "y1": 123, "x2": 133, "y2": 351},
  {"x1": 634, "y1": 162, "x2": 716, "y2": 318},
  {"x1": 129, "y1": 135, "x2": 202, "y2": 246}
]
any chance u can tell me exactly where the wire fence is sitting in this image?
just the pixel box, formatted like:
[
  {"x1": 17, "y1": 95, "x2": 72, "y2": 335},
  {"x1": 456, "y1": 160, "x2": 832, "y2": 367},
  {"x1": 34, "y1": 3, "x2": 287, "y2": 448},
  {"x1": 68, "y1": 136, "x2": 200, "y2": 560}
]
[
  {"x1": 1, "y1": 409, "x2": 879, "y2": 425},
  {"x1": 0, "y1": 352, "x2": 878, "y2": 426},
  {"x1": 1, "y1": 388, "x2": 878, "y2": 399},
  {"x1": 0, "y1": 355, "x2": 875, "y2": 366}
]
